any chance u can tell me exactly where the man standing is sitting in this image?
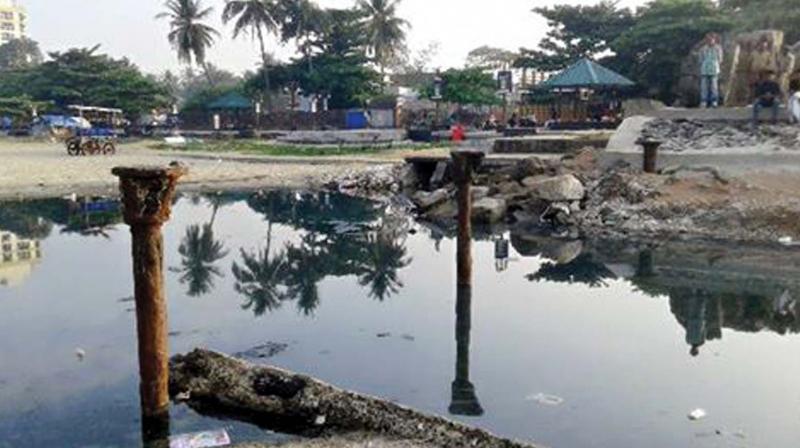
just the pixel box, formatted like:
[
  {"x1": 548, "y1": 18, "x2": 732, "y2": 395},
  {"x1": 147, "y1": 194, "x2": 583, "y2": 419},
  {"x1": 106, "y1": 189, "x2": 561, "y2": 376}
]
[
  {"x1": 752, "y1": 71, "x2": 783, "y2": 126},
  {"x1": 699, "y1": 33, "x2": 724, "y2": 108}
]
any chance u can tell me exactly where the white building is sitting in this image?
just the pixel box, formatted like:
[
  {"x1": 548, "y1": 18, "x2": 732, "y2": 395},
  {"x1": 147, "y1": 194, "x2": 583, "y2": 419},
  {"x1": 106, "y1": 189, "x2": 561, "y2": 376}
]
[
  {"x1": 0, "y1": 0, "x2": 26, "y2": 45},
  {"x1": 0, "y1": 230, "x2": 41, "y2": 287}
]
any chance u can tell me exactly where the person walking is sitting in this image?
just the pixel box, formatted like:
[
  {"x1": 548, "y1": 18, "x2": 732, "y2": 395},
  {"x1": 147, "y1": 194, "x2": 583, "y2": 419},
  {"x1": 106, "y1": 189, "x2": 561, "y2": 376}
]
[{"x1": 699, "y1": 33, "x2": 724, "y2": 108}]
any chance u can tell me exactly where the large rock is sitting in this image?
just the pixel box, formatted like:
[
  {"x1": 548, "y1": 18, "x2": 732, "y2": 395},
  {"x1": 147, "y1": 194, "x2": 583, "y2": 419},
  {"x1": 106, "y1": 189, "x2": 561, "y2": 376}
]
[
  {"x1": 412, "y1": 189, "x2": 449, "y2": 210},
  {"x1": 472, "y1": 197, "x2": 507, "y2": 224},
  {"x1": 522, "y1": 174, "x2": 585, "y2": 202}
]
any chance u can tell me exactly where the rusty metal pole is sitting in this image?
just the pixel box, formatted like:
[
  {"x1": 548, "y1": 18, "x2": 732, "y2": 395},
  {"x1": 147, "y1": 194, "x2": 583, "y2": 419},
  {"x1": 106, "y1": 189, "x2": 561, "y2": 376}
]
[
  {"x1": 112, "y1": 164, "x2": 187, "y2": 423},
  {"x1": 639, "y1": 138, "x2": 662, "y2": 174},
  {"x1": 449, "y1": 149, "x2": 485, "y2": 417},
  {"x1": 451, "y1": 149, "x2": 484, "y2": 287}
]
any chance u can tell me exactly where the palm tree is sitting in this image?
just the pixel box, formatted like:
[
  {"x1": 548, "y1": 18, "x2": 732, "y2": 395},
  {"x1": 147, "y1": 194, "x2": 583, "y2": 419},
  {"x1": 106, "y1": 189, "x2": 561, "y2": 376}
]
[
  {"x1": 157, "y1": 0, "x2": 219, "y2": 85},
  {"x1": 177, "y1": 224, "x2": 229, "y2": 296},
  {"x1": 222, "y1": 0, "x2": 281, "y2": 106},
  {"x1": 357, "y1": 0, "x2": 410, "y2": 77},
  {"x1": 232, "y1": 236, "x2": 289, "y2": 316},
  {"x1": 278, "y1": 0, "x2": 327, "y2": 73}
]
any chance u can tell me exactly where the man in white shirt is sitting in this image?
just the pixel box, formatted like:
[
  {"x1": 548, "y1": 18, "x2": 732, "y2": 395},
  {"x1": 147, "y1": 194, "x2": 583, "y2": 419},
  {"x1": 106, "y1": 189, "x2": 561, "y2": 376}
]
[{"x1": 789, "y1": 80, "x2": 800, "y2": 124}]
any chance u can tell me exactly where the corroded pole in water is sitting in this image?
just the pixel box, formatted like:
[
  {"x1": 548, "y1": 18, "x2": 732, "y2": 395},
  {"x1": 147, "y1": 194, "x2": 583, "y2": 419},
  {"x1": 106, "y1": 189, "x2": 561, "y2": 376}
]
[
  {"x1": 451, "y1": 149, "x2": 484, "y2": 287},
  {"x1": 112, "y1": 164, "x2": 187, "y2": 420},
  {"x1": 450, "y1": 149, "x2": 485, "y2": 416},
  {"x1": 449, "y1": 284, "x2": 484, "y2": 416}
]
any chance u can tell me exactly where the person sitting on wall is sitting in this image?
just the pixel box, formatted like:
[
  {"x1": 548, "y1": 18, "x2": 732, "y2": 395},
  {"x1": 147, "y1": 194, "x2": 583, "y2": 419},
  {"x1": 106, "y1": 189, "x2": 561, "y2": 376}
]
[
  {"x1": 507, "y1": 112, "x2": 519, "y2": 128},
  {"x1": 753, "y1": 70, "x2": 784, "y2": 126}
]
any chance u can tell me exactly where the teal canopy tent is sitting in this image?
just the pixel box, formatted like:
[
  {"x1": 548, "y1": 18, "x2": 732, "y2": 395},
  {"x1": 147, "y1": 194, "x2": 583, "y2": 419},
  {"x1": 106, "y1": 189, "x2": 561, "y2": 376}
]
[{"x1": 539, "y1": 58, "x2": 635, "y2": 90}]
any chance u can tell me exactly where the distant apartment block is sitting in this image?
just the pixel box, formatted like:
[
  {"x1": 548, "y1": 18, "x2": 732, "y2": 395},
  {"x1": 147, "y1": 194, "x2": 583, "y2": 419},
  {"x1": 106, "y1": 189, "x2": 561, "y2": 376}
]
[{"x1": 0, "y1": 0, "x2": 25, "y2": 44}]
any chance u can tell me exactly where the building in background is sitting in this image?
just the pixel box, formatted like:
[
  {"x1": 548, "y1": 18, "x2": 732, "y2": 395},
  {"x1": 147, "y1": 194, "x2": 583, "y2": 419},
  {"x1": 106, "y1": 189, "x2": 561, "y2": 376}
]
[
  {"x1": 0, "y1": 230, "x2": 41, "y2": 287},
  {"x1": 0, "y1": 0, "x2": 25, "y2": 45}
]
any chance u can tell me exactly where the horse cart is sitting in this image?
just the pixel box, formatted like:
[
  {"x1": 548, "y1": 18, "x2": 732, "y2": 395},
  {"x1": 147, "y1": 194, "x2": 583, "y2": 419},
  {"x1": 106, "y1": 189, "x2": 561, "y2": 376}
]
[{"x1": 63, "y1": 105, "x2": 123, "y2": 157}]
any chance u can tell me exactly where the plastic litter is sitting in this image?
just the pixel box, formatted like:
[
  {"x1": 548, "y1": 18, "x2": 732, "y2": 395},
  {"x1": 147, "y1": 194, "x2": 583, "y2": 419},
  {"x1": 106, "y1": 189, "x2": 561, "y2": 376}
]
[
  {"x1": 778, "y1": 236, "x2": 794, "y2": 246},
  {"x1": 170, "y1": 429, "x2": 230, "y2": 448},
  {"x1": 75, "y1": 348, "x2": 86, "y2": 361},
  {"x1": 688, "y1": 408, "x2": 707, "y2": 421},
  {"x1": 526, "y1": 393, "x2": 565, "y2": 406}
]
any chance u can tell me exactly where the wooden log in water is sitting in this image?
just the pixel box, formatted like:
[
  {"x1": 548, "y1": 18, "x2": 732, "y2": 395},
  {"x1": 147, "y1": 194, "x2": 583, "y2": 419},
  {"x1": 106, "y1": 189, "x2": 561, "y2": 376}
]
[{"x1": 169, "y1": 349, "x2": 539, "y2": 448}]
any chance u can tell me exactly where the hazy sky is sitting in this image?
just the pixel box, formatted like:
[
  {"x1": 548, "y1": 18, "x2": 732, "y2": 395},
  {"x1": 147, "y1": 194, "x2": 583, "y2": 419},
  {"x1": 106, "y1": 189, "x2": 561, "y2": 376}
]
[{"x1": 23, "y1": 0, "x2": 650, "y2": 75}]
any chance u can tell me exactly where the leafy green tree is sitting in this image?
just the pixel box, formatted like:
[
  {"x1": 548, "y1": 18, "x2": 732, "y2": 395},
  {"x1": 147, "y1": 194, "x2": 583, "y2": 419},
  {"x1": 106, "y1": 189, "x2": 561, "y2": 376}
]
[
  {"x1": 466, "y1": 46, "x2": 518, "y2": 71},
  {"x1": 516, "y1": 1, "x2": 634, "y2": 72},
  {"x1": 720, "y1": 0, "x2": 800, "y2": 43},
  {"x1": 157, "y1": 0, "x2": 220, "y2": 85},
  {"x1": 247, "y1": 8, "x2": 380, "y2": 108},
  {"x1": 424, "y1": 68, "x2": 500, "y2": 106},
  {"x1": 610, "y1": 0, "x2": 732, "y2": 104},
  {"x1": 222, "y1": 0, "x2": 281, "y2": 103},
  {"x1": 0, "y1": 47, "x2": 169, "y2": 118},
  {"x1": 0, "y1": 38, "x2": 43, "y2": 71},
  {"x1": 357, "y1": 0, "x2": 410, "y2": 76}
]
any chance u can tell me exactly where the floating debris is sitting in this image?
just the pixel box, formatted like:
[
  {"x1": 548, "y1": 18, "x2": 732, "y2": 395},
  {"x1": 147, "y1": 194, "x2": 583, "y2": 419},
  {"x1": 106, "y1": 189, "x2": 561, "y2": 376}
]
[
  {"x1": 688, "y1": 408, "x2": 707, "y2": 421},
  {"x1": 75, "y1": 348, "x2": 86, "y2": 361},
  {"x1": 234, "y1": 342, "x2": 289, "y2": 360},
  {"x1": 376, "y1": 332, "x2": 392, "y2": 338},
  {"x1": 526, "y1": 393, "x2": 564, "y2": 406},
  {"x1": 169, "y1": 429, "x2": 230, "y2": 448}
]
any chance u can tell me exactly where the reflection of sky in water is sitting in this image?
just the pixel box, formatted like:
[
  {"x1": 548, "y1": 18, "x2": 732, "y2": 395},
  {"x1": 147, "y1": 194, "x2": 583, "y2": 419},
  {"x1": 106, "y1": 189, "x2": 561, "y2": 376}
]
[{"x1": 1, "y1": 194, "x2": 800, "y2": 448}]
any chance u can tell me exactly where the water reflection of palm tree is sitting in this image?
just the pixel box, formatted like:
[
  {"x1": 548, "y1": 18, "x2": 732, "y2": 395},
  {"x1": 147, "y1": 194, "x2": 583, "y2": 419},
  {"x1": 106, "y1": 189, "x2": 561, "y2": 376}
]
[
  {"x1": 232, "y1": 235, "x2": 288, "y2": 316},
  {"x1": 284, "y1": 234, "x2": 325, "y2": 315},
  {"x1": 358, "y1": 227, "x2": 411, "y2": 301},
  {"x1": 177, "y1": 224, "x2": 228, "y2": 297}
]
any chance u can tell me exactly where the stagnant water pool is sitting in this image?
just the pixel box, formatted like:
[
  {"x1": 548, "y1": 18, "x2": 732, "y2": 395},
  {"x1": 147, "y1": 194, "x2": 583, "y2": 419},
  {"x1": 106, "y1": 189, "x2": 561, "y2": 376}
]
[{"x1": 1, "y1": 192, "x2": 800, "y2": 448}]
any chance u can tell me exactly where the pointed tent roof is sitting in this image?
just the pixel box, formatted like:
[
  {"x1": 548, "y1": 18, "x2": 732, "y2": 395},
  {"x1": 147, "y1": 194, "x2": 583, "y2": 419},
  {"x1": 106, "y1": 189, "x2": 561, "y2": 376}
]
[
  {"x1": 207, "y1": 92, "x2": 252, "y2": 110},
  {"x1": 539, "y1": 58, "x2": 635, "y2": 89}
]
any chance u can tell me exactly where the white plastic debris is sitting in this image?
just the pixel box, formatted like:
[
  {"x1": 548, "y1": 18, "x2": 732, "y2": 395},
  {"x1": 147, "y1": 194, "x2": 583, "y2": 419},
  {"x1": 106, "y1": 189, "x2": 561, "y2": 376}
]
[
  {"x1": 164, "y1": 136, "x2": 187, "y2": 146},
  {"x1": 75, "y1": 348, "x2": 86, "y2": 361},
  {"x1": 778, "y1": 236, "x2": 794, "y2": 246},
  {"x1": 688, "y1": 408, "x2": 707, "y2": 421},
  {"x1": 175, "y1": 391, "x2": 191, "y2": 402},
  {"x1": 169, "y1": 429, "x2": 230, "y2": 448},
  {"x1": 314, "y1": 414, "x2": 327, "y2": 426},
  {"x1": 526, "y1": 393, "x2": 564, "y2": 406}
]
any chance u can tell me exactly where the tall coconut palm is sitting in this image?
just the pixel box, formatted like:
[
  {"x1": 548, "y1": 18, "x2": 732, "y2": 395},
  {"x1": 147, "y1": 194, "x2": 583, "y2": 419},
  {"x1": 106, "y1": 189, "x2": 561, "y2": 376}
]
[
  {"x1": 222, "y1": 0, "x2": 281, "y2": 106},
  {"x1": 157, "y1": 0, "x2": 219, "y2": 85},
  {"x1": 357, "y1": 0, "x2": 410, "y2": 77}
]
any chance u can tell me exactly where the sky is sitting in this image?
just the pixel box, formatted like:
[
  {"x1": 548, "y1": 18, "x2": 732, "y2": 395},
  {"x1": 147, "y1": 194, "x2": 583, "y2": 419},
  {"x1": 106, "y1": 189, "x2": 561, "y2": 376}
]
[{"x1": 22, "y1": 0, "x2": 650, "y2": 75}]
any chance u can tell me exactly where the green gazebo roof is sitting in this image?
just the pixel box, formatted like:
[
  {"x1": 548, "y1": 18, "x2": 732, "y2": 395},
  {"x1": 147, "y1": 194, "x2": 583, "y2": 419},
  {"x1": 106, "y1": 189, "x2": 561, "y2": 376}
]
[
  {"x1": 207, "y1": 92, "x2": 252, "y2": 110},
  {"x1": 539, "y1": 58, "x2": 635, "y2": 89}
]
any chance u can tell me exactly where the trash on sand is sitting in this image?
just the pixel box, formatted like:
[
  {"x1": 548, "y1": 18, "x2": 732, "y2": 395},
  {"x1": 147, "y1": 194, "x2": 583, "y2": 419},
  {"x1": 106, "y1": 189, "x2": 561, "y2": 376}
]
[
  {"x1": 688, "y1": 408, "x2": 707, "y2": 421},
  {"x1": 164, "y1": 136, "x2": 187, "y2": 146},
  {"x1": 169, "y1": 429, "x2": 231, "y2": 448},
  {"x1": 526, "y1": 393, "x2": 564, "y2": 406},
  {"x1": 75, "y1": 348, "x2": 86, "y2": 361}
]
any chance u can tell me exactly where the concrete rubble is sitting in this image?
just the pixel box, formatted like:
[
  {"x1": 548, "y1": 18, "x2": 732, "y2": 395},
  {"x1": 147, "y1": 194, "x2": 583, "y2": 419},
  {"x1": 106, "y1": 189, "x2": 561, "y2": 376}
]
[{"x1": 169, "y1": 349, "x2": 539, "y2": 448}]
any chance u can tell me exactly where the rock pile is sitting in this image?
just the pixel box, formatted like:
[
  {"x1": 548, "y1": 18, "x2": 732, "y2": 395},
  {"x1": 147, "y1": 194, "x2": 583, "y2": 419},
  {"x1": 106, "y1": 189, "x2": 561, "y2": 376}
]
[
  {"x1": 642, "y1": 119, "x2": 800, "y2": 151},
  {"x1": 326, "y1": 165, "x2": 404, "y2": 199},
  {"x1": 410, "y1": 150, "x2": 599, "y2": 229}
]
